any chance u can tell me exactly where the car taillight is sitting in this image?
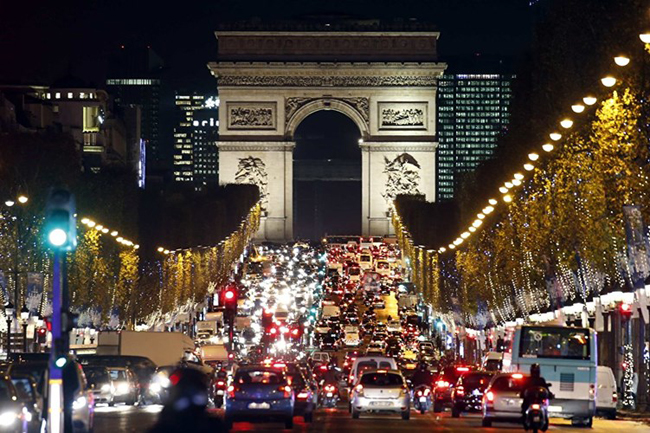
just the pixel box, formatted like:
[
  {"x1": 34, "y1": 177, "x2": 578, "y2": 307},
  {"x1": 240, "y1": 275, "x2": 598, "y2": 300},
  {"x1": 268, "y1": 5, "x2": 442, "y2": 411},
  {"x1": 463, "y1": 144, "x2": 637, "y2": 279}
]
[
  {"x1": 355, "y1": 384, "x2": 364, "y2": 396},
  {"x1": 485, "y1": 391, "x2": 494, "y2": 402},
  {"x1": 589, "y1": 384, "x2": 596, "y2": 400},
  {"x1": 279, "y1": 385, "x2": 292, "y2": 398},
  {"x1": 613, "y1": 392, "x2": 618, "y2": 403},
  {"x1": 424, "y1": 388, "x2": 431, "y2": 396},
  {"x1": 227, "y1": 385, "x2": 236, "y2": 399},
  {"x1": 416, "y1": 390, "x2": 423, "y2": 397},
  {"x1": 325, "y1": 385, "x2": 335, "y2": 392},
  {"x1": 297, "y1": 391, "x2": 309, "y2": 399},
  {"x1": 456, "y1": 386, "x2": 464, "y2": 396},
  {"x1": 217, "y1": 381, "x2": 225, "y2": 387},
  {"x1": 456, "y1": 367, "x2": 469, "y2": 372},
  {"x1": 436, "y1": 380, "x2": 450, "y2": 388},
  {"x1": 531, "y1": 403, "x2": 541, "y2": 410}
]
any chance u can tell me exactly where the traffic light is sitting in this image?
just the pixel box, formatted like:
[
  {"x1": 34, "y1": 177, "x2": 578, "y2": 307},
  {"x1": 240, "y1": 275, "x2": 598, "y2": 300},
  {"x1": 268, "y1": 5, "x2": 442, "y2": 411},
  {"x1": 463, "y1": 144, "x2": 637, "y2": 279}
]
[
  {"x1": 53, "y1": 338, "x2": 67, "y2": 368},
  {"x1": 222, "y1": 284, "x2": 238, "y2": 311},
  {"x1": 44, "y1": 188, "x2": 77, "y2": 252},
  {"x1": 620, "y1": 303, "x2": 632, "y2": 323}
]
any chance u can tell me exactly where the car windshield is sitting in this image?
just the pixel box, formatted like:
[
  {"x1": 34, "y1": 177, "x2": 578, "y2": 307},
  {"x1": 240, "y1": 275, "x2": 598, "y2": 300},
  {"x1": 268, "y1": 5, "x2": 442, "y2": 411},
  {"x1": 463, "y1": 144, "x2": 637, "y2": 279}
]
[
  {"x1": 463, "y1": 373, "x2": 492, "y2": 390},
  {"x1": 360, "y1": 372, "x2": 403, "y2": 386},
  {"x1": 11, "y1": 378, "x2": 33, "y2": 401},
  {"x1": 485, "y1": 360, "x2": 501, "y2": 371},
  {"x1": 109, "y1": 370, "x2": 128, "y2": 381},
  {"x1": 85, "y1": 368, "x2": 110, "y2": 384},
  {"x1": 10, "y1": 363, "x2": 46, "y2": 383},
  {"x1": 492, "y1": 375, "x2": 529, "y2": 392},
  {"x1": 235, "y1": 370, "x2": 283, "y2": 385},
  {"x1": 519, "y1": 327, "x2": 590, "y2": 360},
  {"x1": 360, "y1": 255, "x2": 371, "y2": 262}
]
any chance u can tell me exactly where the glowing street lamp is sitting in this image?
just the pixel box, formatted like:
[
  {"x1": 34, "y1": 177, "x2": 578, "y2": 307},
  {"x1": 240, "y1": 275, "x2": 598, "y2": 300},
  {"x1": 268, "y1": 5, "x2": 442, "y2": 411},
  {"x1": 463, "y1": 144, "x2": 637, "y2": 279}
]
[
  {"x1": 4, "y1": 201, "x2": 14, "y2": 207},
  {"x1": 542, "y1": 143, "x2": 555, "y2": 152},
  {"x1": 614, "y1": 56, "x2": 630, "y2": 67},
  {"x1": 524, "y1": 163, "x2": 534, "y2": 171},
  {"x1": 639, "y1": 33, "x2": 650, "y2": 44},
  {"x1": 528, "y1": 153, "x2": 539, "y2": 161},
  {"x1": 560, "y1": 119, "x2": 573, "y2": 129},
  {"x1": 549, "y1": 132, "x2": 562, "y2": 141},
  {"x1": 583, "y1": 96, "x2": 597, "y2": 106},
  {"x1": 601, "y1": 76, "x2": 617, "y2": 87},
  {"x1": 571, "y1": 104, "x2": 585, "y2": 113},
  {"x1": 17, "y1": 196, "x2": 28, "y2": 204},
  {"x1": 514, "y1": 173, "x2": 524, "y2": 180},
  {"x1": 499, "y1": 186, "x2": 508, "y2": 194},
  {"x1": 503, "y1": 194, "x2": 513, "y2": 203},
  {"x1": 488, "y1": 199, "x2": 497, "y2": 206}
]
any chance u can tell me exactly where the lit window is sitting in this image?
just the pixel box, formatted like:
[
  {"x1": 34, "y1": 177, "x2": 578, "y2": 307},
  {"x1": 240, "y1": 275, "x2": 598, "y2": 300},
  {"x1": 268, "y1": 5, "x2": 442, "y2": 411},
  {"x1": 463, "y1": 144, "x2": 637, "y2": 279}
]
[
  {"x1": 55, "y1": 93, "x2": 61, "y2": 99},
  {"x1": 68, "y1": 92, "x2": 73, "y2": 99}
]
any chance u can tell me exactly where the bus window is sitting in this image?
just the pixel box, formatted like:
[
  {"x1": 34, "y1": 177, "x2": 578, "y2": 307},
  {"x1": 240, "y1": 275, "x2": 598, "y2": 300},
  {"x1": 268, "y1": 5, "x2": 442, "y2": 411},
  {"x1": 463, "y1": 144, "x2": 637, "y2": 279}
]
[{"x1": 519, "y1": 327, "x2": 590, "y2": 360}]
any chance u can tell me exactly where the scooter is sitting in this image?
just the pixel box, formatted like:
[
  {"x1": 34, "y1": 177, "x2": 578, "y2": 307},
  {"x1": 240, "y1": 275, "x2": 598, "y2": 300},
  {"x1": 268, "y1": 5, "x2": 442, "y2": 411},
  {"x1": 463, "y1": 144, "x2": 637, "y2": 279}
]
[
  {"x1": 522, "y1": 386, "x2": 551, "y2": 433},
  {"x1": 321, "y1": 383, "x2": 339, "y2": 408},
  {"x1": 413, "y1": 385, "x2": 433, "y2": 414}
]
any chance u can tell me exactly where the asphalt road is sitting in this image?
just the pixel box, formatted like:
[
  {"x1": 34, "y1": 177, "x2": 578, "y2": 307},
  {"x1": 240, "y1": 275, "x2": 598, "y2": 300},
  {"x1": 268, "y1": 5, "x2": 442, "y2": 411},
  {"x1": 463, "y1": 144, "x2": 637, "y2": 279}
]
[{"x1": 94, "y1": 404, "x2": 650, "y2": 432}]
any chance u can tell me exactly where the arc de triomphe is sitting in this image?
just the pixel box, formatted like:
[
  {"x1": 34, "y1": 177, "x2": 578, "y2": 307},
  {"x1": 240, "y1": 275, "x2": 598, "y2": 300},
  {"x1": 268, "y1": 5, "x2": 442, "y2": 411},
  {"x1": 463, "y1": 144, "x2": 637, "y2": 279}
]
[{"x1": 209, "y1": 27, "x2": 446, "y2": 241}]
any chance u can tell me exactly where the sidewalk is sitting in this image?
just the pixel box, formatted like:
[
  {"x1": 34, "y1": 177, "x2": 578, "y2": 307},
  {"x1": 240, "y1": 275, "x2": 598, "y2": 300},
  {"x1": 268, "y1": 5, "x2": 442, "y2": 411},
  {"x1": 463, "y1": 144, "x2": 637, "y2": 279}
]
[{"x1": 618, "y1": 409, "x2": 650, "y2": 425}]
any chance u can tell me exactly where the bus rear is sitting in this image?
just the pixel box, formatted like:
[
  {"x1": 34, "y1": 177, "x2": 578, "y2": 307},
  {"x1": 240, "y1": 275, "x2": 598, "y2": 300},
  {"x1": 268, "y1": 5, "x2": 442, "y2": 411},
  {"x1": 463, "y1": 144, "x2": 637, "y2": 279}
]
[{"x1": 505, "y1": 325, "x2": 597, "y2": 425}]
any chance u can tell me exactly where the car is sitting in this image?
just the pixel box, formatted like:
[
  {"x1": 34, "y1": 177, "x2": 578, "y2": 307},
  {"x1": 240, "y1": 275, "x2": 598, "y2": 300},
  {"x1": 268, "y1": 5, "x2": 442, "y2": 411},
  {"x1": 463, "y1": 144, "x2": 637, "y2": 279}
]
[
  {"x1": 8, "y1": 373, "x2": 41, "y2": 432},
  {"x1": 350, "y1": 369, "x2": 410, "y2": 420},
  {"x1": 224, "y1": 365, "x2": 294, "y2": 430},
  {"x1": 83, "y1": 366, "x2": 115, "y2": 406},
  {"x1": 348, "y1": 356, "x2": 398, "y2": 387},
  {"x1": 371, "y1": 297, "x2": 386, "y2": 309},
  {"x1": 309, "y1": 352, "x2": 330, "y2": 367},
  {"x1": 481, "y1": 372, "x2": 530, "y2": 427},
  {"x1": 451, "y1": 371, "x2": 494, "y2": 417},
  {"x1": 107, "y1": 367, "x2": 138, "y2": 405},
  {"x1": 481, "y1": 352, "x2": 503, "y2": 372},
  {"x1": 596, "y1": 366, "x2": 617, "y2": 419},
  {"x1": 285, "y1": 367, "x2": 316, "y2": 422},
  {"x1": 433, "y1": 365, "x2": 474, "y2": 412},
  {"x1": 0, "y1": 375, "x2": 34, "y2": 432},
  {"x1": 386, "y1": 320, "x2": 402, "y2": 333}
]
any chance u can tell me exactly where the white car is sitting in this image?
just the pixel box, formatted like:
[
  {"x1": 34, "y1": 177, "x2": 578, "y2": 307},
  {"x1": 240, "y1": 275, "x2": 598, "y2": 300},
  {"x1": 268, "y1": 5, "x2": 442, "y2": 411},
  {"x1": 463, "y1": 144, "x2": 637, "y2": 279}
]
[
  {"x1": 366, "y1": 341, "x2": 386, "y2": 355},
  {"x1": 343, "y1": 332, "x2": 361, "y2": 347},
  {"x1": 350, "y1": 369, "x2": 410, "y2": 420},
  {"x1": 596, "y1": 366, "x2": 617, "y2": 419},
  {"x1": 386, "y1": 320, "x2": 402, "y2": 333}
]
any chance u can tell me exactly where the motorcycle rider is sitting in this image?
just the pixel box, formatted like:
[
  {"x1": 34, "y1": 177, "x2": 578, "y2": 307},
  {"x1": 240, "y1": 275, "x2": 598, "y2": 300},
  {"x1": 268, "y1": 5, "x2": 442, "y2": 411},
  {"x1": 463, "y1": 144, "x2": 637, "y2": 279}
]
[
  {"x1": 411, "y1": 362, "x2": 434, "y2": 388},
  {"x1": 521, "y1": 364, "x2": 554, "y2": 430}
]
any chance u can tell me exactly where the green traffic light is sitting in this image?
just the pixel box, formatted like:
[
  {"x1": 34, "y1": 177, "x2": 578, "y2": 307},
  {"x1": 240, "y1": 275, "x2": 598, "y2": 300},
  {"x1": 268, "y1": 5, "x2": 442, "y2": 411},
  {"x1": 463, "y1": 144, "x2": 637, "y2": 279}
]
[
  {"x1": 55, "y1": 357, "x2": 67, "y2": 368},
  {"x1": 48, "y1": 229, "x2": 68, "y2": 247}
]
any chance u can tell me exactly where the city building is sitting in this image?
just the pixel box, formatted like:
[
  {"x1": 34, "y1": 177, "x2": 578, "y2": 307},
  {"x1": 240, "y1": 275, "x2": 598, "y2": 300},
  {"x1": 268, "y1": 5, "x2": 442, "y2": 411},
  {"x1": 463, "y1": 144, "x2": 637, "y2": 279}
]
[
  {"x1": 0, "y1": 79, "x2": 141, "y2": 175},
  {"x1": 173, "y1": 93, "x2": 218, "y2": 188},
  {"x1": 436, "y1": 71, "x2": 514, "y2": 201},
  {"x1": 106, "y1": 46, "x2": 164, "y2": 182}
]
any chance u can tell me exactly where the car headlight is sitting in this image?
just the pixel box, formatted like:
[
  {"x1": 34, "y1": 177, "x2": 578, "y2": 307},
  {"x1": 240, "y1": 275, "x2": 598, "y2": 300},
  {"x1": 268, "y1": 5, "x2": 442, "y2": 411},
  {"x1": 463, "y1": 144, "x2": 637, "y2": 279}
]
[
  {"x1": 21, "y1": 407, "x2": 32, "y2": 422},
  {"x1": 115, "y1": 383, "x2": 130, "y2": 395},
  {"x1": 0, "y1": 411, "x2": 18, "y2": 426},
  {"x1": 149, "y1": 383, "x2": 161, "y2": 393},
  {"x1": 101, "y1": 384, "x2": 111, "y2": 393},
  {"x1": 72, "y1": 396, "x2": 87, "y2": 410}
]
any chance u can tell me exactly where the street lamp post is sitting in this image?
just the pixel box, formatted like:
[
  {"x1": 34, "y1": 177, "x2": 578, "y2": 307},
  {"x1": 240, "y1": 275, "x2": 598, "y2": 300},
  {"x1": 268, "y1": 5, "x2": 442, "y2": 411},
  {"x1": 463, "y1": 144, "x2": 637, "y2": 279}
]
[
  {"x1": 20, "y1": 304, "x2": 28, "y2": 353},
  {"x1": 4, "y1": 302, "x2": 14, "y2": 355}
]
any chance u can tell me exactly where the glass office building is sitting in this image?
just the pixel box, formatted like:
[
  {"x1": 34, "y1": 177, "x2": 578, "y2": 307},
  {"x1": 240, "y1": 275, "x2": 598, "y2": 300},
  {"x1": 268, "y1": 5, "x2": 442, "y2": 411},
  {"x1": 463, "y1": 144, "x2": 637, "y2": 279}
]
[{"x1": 436, "y1": 73, "x2": 514, "y2": 201}]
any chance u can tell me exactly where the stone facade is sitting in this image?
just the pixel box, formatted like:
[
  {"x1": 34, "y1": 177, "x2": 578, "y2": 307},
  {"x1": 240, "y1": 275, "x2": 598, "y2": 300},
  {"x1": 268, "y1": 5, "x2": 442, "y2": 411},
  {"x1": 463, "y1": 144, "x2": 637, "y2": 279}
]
[{"x1": 209, "y1": 31, "x2": 446, "y2": 241}]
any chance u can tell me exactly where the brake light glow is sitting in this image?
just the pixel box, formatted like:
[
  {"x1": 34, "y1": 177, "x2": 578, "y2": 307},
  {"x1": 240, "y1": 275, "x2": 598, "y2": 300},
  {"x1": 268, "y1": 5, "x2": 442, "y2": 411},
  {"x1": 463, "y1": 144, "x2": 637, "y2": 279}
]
[
  {"x1": 486, "y1": 391, "x2": 494, "y2": 402},
  {"x1": 512, "y1": 373, "x2": 523, "y2": 379},
  {"x1": 377, "y1": 369, "x2": 387, "y2": 373},
  {"x1": 613, "y1": 392, "x2": 618, "y2": 403},
  {"x1": 272, "y1": 363, "x2": 286, "y2": 369},
  {"x1": 297, "y1": 391, "x2": 309, "y2": 399},
  {"x1": 320, "y1": 365, "x2": 328, "y2": 371},
  {"x1": 355, "y1": 384, "x2": 364, "y2": 393},
  {"x1": 278, "y1": 385, "x2": 292, "y2": 398},
  {"x1": 456, "y1": 386, "x2": 465, "y2": 395},
  {"x1": 325, "y1": 385, "x2": 335, "y2": 392},
  {"x1": 270, "y1": 328, "x2": 277, "y2": 335},
  {"x1": 217, "y1": 381, "x2": 225, "y2": 386},
  {"x1": 436, "y1": 380, "x2": 450, "y2": 388},
  {"x1": 424, "y1": 388, "x2": 431, "y2": 396},
  {"x1": 456, "y1": 367, "x2": 470, "y2": 372},
  {"x1": 227, "y1": 385, "x2": 236, "y2": 398},
  {"x1": 531, "y1": 403, "x2": 541, "y2": 410}
]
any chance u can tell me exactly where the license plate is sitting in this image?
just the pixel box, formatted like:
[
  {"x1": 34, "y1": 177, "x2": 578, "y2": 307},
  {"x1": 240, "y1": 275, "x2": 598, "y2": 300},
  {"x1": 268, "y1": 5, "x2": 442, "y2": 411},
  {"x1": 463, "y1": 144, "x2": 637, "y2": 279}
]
[
  {"x1": 248, "y1": 402, "x2": 271, "y2": 409},
  {"x1": 547, "y1": 405, "x2": 562, "y2": 412},
  {"x1": 326, "y1": 393, "x2": 333, "y2": 397},
  {"x1": 371, "y1": 401, "x2": 392, "y2": 407},
  {"x1": 216, "y1": 390, "x2": 224, "y2": 395},
  {"x1": 533, "y1": 416, "x2": 540, "y2": 422},
  {"x1": 419, "y1": 397, "x2": 427, "y2": 402}
]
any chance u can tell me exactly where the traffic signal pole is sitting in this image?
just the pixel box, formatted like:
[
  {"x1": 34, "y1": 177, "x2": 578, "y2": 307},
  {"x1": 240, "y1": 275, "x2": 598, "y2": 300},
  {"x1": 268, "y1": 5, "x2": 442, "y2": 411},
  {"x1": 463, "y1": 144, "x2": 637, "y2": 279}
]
[{"x1": 47, "y1": 251, "x2": 64, "y2": 433}]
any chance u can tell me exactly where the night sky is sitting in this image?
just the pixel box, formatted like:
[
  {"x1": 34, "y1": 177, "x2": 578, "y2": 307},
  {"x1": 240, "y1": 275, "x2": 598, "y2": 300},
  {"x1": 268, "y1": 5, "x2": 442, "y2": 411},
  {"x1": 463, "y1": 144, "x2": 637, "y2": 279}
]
[{"x1": 1, "y1": 0, "x2": 532, "y2": 88}]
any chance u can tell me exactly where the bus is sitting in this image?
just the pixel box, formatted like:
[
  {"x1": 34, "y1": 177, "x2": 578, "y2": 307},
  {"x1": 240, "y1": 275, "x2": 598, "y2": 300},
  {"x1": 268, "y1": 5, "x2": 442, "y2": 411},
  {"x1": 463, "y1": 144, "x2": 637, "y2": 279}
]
[{"x1": 503, "y1": 325, "x2": 597, "y2": 427}]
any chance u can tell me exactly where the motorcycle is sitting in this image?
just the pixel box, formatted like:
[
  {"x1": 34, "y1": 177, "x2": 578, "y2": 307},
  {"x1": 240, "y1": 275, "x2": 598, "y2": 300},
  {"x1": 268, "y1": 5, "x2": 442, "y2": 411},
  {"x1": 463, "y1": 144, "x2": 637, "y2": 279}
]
[
  {"x1": 522, "y1": 386, "x2": 552, "y2": 433},
  {"x1": 413, "y1": 385, "x2": 433, "y2": 414},
  {"x1": 321, "y1": 383, "x2": 339, "y2": 408}
]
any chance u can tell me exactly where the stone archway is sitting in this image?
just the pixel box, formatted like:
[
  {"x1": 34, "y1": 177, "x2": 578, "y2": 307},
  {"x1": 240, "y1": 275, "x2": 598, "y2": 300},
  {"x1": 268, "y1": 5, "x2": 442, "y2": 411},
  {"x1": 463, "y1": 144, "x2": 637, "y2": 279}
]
[{"x1": 210, "y1": 27, "x2": 447, "y2": 241}]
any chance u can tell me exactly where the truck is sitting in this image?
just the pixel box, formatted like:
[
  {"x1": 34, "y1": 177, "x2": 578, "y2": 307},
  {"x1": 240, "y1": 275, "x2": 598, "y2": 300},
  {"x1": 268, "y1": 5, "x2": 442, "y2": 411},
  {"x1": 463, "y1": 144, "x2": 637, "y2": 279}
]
[
  {"x1": 199, "y1": 344, "x2": 229, "y2": 365},
  {"x1": 196, "y1": 321, "x2": 219, "y2": 340},
  {"x1": 398, "y1": 294, "x2": 419, "y2": 310},
  {"x1": 96, "y1": 331, "x2": 195, "y2": 367}
]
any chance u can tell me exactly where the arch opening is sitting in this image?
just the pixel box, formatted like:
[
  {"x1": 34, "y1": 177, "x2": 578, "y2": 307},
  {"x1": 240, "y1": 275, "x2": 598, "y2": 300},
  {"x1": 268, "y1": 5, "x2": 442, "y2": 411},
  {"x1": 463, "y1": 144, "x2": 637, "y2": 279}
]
[{"x1": 293, "y1": 110, "x2": 361, "y2": 240}]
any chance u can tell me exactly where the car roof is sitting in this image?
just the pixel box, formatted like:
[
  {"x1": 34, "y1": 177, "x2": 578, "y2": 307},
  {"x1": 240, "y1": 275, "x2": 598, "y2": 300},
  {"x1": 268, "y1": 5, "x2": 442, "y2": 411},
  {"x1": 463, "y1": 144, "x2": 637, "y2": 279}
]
[{"x1": 360, "y1": 369, "x2": 402, "y2": 376}]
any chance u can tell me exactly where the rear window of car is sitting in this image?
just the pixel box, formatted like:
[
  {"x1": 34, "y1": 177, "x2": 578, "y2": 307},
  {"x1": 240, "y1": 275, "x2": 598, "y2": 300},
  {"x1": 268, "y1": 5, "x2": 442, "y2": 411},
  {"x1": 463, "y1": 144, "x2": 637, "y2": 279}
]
[
  {"x1": 360, "y1": 373, "x2": 403, "y2": 386},
  {"x1": 109, "y1": 370, "x2": 127, "y2": 381},
  {"x1": 463, "y1": 373, "x2": 492, "y2": 389},
  {"x1": 357, "y1": 361, "x2": 377, "y2": 375},
  {"x1": 491, "y1": 376, "x2": 529, "y2": 392},
  {"x1": 85, "y1": 368, "x2": 110, "y2": 383},
  {"x1": 235, "y1": 370, "x2": 283, "y2": 385}
]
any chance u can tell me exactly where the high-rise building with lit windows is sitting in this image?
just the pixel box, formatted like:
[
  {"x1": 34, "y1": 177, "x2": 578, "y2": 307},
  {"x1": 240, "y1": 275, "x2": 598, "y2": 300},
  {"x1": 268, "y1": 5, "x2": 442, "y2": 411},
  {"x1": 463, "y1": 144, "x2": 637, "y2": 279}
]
[
  {"x1": 436, "y1": 72, "x2": 514, "y2": 201},
  {"x1": 106, "y1": 46, "x2": 164, "y2": 181},
  {"x1": 173, "y1": 93, "x2": 218, "y2": 187}
]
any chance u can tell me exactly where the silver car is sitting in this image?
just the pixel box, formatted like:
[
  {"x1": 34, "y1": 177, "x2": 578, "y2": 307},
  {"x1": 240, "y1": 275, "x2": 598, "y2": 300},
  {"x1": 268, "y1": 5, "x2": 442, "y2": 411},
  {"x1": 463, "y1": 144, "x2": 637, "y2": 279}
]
[
  {"x1": 482, "y1": 372, "x2": 530, "y2": 427},
  {"x1": 350, "y1": 369, "x2": 410, "y2": 420}
]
